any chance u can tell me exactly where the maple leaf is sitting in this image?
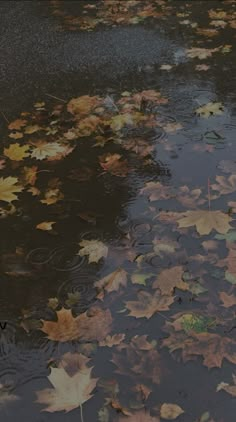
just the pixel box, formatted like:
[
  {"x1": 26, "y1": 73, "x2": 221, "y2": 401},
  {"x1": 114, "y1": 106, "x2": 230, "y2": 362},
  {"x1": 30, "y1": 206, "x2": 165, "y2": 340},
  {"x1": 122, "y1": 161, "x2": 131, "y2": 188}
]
[
  {"x1": 67, "y1": 95, "x2": 101, "y2": 115},
  {"x1": 35, "y1": 352, "x2": 98, "y2": 412},
  {"x1": 110, "y1": 113, "x2": 137, "y2": 131},
  {"x1": 160, "y1": 403, "x2": 184, "y2": 420},
  {"x1": 122, "y1": 138, "x2": 154, "y2": 157},
  {"x1": 78, "y1": 239, "x2": 108, "y2": 263},
  {"x1": 217, "y1": 246, "x2": 236, "y2": 283},
  {"x1": 40, "y1": 307, "x2": 112, "y2": 342},
  {"x1": 219, "y1": 291, "x2": 236, "y2": 307},
  {"x1": 94, "y1": 268, "x2": 127, "y2": 299},
  {"x1": 212, "y1": 175, "x2": 236, "y2": 195},
  {"x1": 162, "y1": 331, "x2": 236, "y2": 368},
  {"x1": 118, "y1": 410, "x2": 160, "y2": 421},
  {"x1": 24, "y1": 124, "x2": 42, "y2": 134},
  {"x1": 4, "y1": 143, "x2": 30, "y2": 161},
  {"x1": 112, "y1": 335, "x2": 162, "y2": 384},
  {"x1": 217, "y1": 374, "x2": 236, "y2": 397},
  {"x1": 8, "y1": 119, "x2": 27, "y2": 130},
  {"x1": 31, "y1": 141, "x2": 70, "y2": 160},
  {"x1": 132, "y1": 89, "x2": 168, "y2": 105},
  {"x1": 99, "y1": 153, "x2": 129, "y2": 177},
  {"x1": 76, "y1": 115, "x2": 101, "y2": 137},
  {"x1": 153, "y1": 266, "x2": 188, "y2": 295},
  {"x1": 177, "y1": 210, "x2": 232, "y2": 235},
  {"x1": 36, "y1": 221, "x2": 56, "y2": 231},
  {"x1": 186, "y1": 47, "x2": 219, "y2": 59},
  {"x1": 217, "y1": 160, "x2": 236, "y2": 174},
  {"x1": 125, "y1": 290, "x2": 174, "y2": 319},
  {"x1": 99, "y1": 333, "x2": 125, "y2": 347},
  {"x1": 0, "y1": 177, "x2": 23, "y2": 203},
  {"x1": 140, "y1": 181, "x2": 174, "y2": 201},
  {"x1": 176, "y1": 185, "x2": 206, "y2": 208},
  {"x1": 195, "y1": 102, "x2": 224, "y2": 118},
  {"x1": 40, "y1": 188, "x2": 64, "y2": 205},
  {"x1": 21, "y1": 166, "x2": 38, "y2": 185}
]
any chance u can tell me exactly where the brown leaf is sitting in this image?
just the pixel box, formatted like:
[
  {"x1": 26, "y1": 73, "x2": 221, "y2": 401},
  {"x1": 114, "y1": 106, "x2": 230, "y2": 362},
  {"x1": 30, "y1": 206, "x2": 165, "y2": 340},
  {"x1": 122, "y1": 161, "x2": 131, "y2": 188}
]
[
  {"x1": 160, "y1": 403, "x2": 184, "y2": 420},
  {"x1": 125, "y1": 290, "x2": 174, "y2": 319},
  {"x1": 40, "y1": 307, "x2": 112, "y2": 342},
  {"x1": 140, "y1": 181, "x2": 174, "y2": 201},
  {"x1": 94, "y1": 268, "x2": 127, "y2": 299},
  {"x1": 212, "y1": 175, "x2": 236, "y2": 195},
  {"x1": 153, "y1": 266, "x2": 188, "y2": 295},
  {"x1": 99, "y1": 153, "x2": 129, "y2": 177},
  {"x1": 177, "y1": 210, "x2": 232, "y2": 235},
  {"x1": 99, "y1": 333, "x2": 125, "y2": 347},
  {"x1": 219, "y1": 292, "x2": 236, "y2": 307},
  {"x1": 8, "y1": 119, "x2": 27, "y2": 130},
  {"x1": 118, "y1": 409, "x2": 160, "y2": 421}
]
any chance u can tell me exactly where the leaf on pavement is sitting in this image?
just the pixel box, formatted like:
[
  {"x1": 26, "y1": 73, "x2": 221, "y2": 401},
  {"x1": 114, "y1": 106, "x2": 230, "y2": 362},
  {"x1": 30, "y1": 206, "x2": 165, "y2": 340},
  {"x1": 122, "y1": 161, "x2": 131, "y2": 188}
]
[{"x1": 177, "y1": 210, "x2": 232, "y2": 235}]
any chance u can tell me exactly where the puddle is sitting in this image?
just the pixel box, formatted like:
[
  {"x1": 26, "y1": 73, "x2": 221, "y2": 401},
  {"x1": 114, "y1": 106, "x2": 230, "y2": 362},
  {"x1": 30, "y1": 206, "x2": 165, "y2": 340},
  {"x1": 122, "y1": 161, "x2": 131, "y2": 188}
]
[{"x1": 1, "y1": 1, "x2": 236, "y2": 421}]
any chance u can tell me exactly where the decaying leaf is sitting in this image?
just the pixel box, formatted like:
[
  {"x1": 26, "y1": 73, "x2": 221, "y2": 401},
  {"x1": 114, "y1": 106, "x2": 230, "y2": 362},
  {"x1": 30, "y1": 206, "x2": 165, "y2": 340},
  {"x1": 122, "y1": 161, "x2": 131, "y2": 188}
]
[
  {"x1": 212, "y1": 175, "x2": 236, "y2": 195},
  {"x1": 186, "y1": 47, "x2": 219, "y2": 59},
  {"x1": 78, "y1": 239, "x2": 108, "y2": 263},
  {"x1": 140, "y1": 181, "x2": 174, "y2": 201},
  {"x1": 99, "y1": 153, "x2": 129, "y2": 177},
  {"x1": 125, "y1": 290, "x2": 174, "y2": 319},
  {"x1": 160, "y1": 403, "x2": 184, "y2": 420},
  {"x1": 99, "y1": 333, "x2": 125, "y2": 347},
  {"x1": 35, "y1": 352, "x2": 98, "y2": 412},
  {"x1": 177, "y1": 210, "x2": 232, "y2": 235}
]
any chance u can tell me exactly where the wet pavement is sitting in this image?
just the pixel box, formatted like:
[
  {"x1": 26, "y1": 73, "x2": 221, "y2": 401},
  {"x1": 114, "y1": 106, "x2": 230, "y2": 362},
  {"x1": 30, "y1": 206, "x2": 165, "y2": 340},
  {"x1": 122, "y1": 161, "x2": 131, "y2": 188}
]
[{"x1": 1, "y1": 1, "x2": 236, "y2": 421}]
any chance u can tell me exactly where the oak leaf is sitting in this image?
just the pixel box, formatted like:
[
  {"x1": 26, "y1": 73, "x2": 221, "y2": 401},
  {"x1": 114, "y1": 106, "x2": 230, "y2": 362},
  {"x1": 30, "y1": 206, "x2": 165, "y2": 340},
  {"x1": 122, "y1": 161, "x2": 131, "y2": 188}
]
[
  {"x1": 4, "y1": 143, "x2": 30, "y2": 161},
  {"x1": 153, "y1": 266, "x2": 188, "y2": 295},
  {"x1": 177, "y1": 210, "x2": 232, "y2": 235},
  {"x1": 125, "y1": 290, "x2": 174, "y2": 319},
  {"x1": 35, "y1": 352, "x2": 97, "y2": 412},
  {"x1": 78, "y1": 239, "x2": 108, "y2": 263},
  {"x1": 0, "y1": 177, "x2": 23, "y2": 203},
  {"x1": 160, "y1": 403, "x2": 184, "y2": 420}
]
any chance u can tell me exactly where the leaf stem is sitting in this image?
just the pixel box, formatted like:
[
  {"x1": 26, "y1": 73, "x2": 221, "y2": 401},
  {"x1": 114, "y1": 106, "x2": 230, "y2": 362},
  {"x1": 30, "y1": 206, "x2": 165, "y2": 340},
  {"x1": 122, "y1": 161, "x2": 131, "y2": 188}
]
[
  {"x1": 80, "y1": 404, "x2": 84, "y2": 422},
  {"x1": 45, "y1": 93, "x2": 67, "y2": 103},
  {"x1": 208, "y1": 177, "x2": 211, "y2": 211}
]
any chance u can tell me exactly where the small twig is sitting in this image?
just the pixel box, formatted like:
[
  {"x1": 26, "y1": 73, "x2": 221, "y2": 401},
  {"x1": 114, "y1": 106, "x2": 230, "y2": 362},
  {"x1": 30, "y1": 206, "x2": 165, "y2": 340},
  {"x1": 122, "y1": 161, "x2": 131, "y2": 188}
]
[
  {"x1": 0, "y1": 111, "x2": 9, "y2": 124},
  {"x1": 157, "y1": 311, "x2": 172, "y2": 322},
  {"x1": 45, "y1": 93, "x2": 67, "y2": 103},
  {"x1": 208, "y1": 177, "x2": 211, "y2": 211}
]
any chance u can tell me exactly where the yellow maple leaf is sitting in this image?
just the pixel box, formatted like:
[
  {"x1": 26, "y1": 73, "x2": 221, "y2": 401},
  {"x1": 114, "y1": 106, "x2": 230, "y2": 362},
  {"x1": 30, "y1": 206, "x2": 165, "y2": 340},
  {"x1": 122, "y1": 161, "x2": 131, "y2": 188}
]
[
  {"x1": 177, "y1": 210, "x2": 232, "y2": 235},
  {"x1": 4, "y1": 143, "x2": 30, "y2": 161},
  {"x1": 31, "y1": 142, "x2": 69, "y2": 160},
  {"x1": 35, "y1": 353, "x2": 98, "y2": 412},
  {"x1": 195, "y1": 102, "x2": 224, "y2": 118},
  {"x1": 0, "y1": 177, "x2": 23, "y2": 202}
]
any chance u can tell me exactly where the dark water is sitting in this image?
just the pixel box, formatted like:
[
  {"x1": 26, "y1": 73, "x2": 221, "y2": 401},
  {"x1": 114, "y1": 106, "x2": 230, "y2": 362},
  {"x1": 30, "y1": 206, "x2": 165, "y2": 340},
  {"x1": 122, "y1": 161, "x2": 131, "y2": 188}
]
[{"x1": 1, "y1": 1, "x2": 236, "y2": 421}]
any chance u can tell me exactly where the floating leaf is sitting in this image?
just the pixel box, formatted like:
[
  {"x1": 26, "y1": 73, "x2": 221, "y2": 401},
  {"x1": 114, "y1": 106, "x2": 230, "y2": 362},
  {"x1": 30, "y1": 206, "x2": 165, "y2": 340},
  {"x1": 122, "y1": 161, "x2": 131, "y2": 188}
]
[
  {"x1": 177, "y1": 210, "x2": 232, "y2": 235},
  {"x1": 160, "y1": 403, "x2": 184, "y2": 420},
  {"x1": 125, "y1": 290, "x2": 174, "y2": 319},
  {"x1": 0, "y1": 177, "x2": 23, "y2": 203},
  {"x1": 78, "y1": 239, "x2": 108, "y2": 263}
]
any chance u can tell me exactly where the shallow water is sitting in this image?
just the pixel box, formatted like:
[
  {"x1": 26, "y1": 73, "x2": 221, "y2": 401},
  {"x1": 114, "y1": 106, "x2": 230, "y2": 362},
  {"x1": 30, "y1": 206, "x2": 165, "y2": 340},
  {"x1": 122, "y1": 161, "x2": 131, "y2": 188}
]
[{"x1": 1, "y1": 1, "x2": 236, "y2": 421}]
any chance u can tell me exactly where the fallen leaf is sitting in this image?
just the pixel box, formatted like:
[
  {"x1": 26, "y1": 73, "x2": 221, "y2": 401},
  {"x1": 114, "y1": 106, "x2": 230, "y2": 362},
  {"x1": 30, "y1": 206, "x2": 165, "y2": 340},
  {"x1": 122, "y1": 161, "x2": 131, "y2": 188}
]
[
  {"x1": 177, "y1": 210, "x2": 232, "y2": 235},
  {"x1": 67, "y1": 95, "x2": 101, "y2": 115},
  {"x1": 78, "y1": 239, "x2": 108, "y2": 263},
  {"x1": 153, "y1": 266, "x2": 188, "y2": 295},
  {"x1": 212, "y1": 175, "x2": 236, "y2": 195},
  {"x1": 125, "y1": 290, "x2": 174, "y2": 319},
  {"x1": 36, "y1": 221, "x2": 56, "y2": 231},
  {"x1": 0, "y1": 177, "x2": 23, "y2": 203},
  {"x1": 99, "y1": 153, "x2": 129, "y2": 177},
  {"x1": 217, "y1": 160, "x2": 236, "y2": 174},
  {"x1": 35, "y1": 352, "x2": 97, "y2": 412},
  {"x1": 140, "y1": 181, "x2": 174, "y2": 201},
  {"x1": 160, "y1": 403, "x2": 184, "y2": 420},
  {"x1": 195, "y1": 64, "x2": 210, "y2": 71},
  {"x1": 195, "y1": 102, "x2": 224, "y2": 118},
  {"x1": 8, "y1": 119, "x2": 27, "y2": 130},
  {"x1": 118, "y1": 410, "x2": 160, "y2": 421},
  {"x1": 186, "y1": 47, "x2": 219, "y2": 59},
  {"x1": 4, "y1": 143, "x2": 30, "y2": 161},
  {"x1": 217, "y1": 374, "x2": 236, "y2": 397},
  {"x1": 95, "y1": 269, "x2": 127, "y2": 299},
  {"x1": 31, "y1": 141, "x2": 70, "y2": 160},
  {"x1": 99, "y1": 333, "x2": 125, "y2": 347},
  {"x1": 219, "y1": 292, "x2": 236, "y2": 307},
  {"x1": 176, "y1": 186, "x2": 206, "y2": 208},
  {"x1": 40, "y1": 307, "x2": 112, "y2": 342}
]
